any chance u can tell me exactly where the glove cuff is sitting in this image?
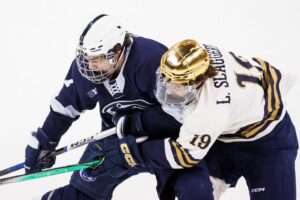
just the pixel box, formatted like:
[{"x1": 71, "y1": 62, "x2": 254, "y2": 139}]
[
  {"x1": 35, "y1": 128, "x2": 59, "y2": 150},
  {"x1": 119, "y1": 135, "x2": 145, "y2": 168},
  {"x1": 130, "y1": 112, "x2": 145, "y2": 135}
]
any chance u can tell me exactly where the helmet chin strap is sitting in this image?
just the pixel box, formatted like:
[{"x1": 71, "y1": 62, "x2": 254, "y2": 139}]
[{"x1": 109, "y1": 47, "x2": 126, "y2": 80}]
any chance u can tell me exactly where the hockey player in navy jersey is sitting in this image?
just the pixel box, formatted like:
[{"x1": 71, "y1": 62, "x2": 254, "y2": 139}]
[
  {"x1": 97, "y1": 39, "x2": 298, "y2": 200},
  {"x1": 24, "y1": 15, "x2": 213, "y2": 200}
]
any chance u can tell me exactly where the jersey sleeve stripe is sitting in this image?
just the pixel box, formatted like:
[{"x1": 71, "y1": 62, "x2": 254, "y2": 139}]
[
  {"x1": 179, "y1": 146, "x2": 200, "y2": 164},
  {"x1": 170, "y1": 141, "x2": 193, "y2": 168},
  {"x1": 170, "y1": 140, "x2": 199, "y2": 168},
  {"x1": 164, "y1": 139, "x2": 183, "y2": 169},
  {"x1": 240, "y1": 58, "x2": 283, "y2": 138},
  {"x1": 50, "y1": 97, "x2": 81, "y2": 118}
]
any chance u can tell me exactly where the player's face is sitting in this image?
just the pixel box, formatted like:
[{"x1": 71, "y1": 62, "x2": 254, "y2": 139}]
[
  {"x1": 86, "y1": 54, "x2": 115, "y2": 73},
  {"x1": 165, "y1": 81, "x2": 189, "y2": 101},
  {"x1": 155, "y1": 71, "x2": 198, "y2": 110},
  {"x1": 76, "y1": 48, "x2": 124, "y2": 84}
]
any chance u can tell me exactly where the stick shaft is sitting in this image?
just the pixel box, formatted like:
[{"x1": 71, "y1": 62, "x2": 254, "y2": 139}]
[
  {"x1": 0, "y1": 127, "x2": 116, "y2": 176},
  {"x1": 0, "y1": 159, "x2": 103, "y2": 186}
]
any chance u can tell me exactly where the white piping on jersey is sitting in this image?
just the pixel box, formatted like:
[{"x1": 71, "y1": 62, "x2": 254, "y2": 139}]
[
  {"x1": 50, "y1": 97, "x2": 81, "y2": 118},
  {"x1": 47, "y1": 189, "x2": 55, "y2": 200},
  {"x1": 164, "y1": 139, "x2": 183, "y2": 169},
  {"x1": 101, "y1": 99, "x2": 154, "y2": 115},
  {"x1": 105, "y1": 81, "x2": 122, "y2": 96}
]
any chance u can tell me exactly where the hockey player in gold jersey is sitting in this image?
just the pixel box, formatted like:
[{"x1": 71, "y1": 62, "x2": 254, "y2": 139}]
[{"x1": 91, "y1": 39, "x2": 298, "y2": 200}]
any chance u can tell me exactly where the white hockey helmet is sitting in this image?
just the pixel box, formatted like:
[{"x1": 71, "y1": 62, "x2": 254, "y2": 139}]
[{"x1": 76, "y1": 14, "x2": 126, "y2": 84}]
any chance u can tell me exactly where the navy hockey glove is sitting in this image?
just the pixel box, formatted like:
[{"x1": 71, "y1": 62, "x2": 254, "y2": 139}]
[
  {"x1": 85, "y1": 135, "x2": 144, "y2": 179},
  {"x1": 112, "y1": 112, "x2": 148, "y2": 142},
  {"x1": 24, "y1": 128, "x2": 59, "y2": 173}
]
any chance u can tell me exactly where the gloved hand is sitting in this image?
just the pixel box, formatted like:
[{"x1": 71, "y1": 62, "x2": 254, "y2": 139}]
[
  {"x1": 85, "y1": 135, "x2": 144, "y2": 179},
  {"x1": 24, "y1": 128, "x2": 59, "y2": 173},
  {"x1": 112, "y1": 112, "x2": 148, "y2": 142}
]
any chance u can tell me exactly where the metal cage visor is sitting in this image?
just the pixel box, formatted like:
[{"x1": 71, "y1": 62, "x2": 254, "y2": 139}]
[{"x1": 75, "y1": 48, "x2": 118, "y2": 84}]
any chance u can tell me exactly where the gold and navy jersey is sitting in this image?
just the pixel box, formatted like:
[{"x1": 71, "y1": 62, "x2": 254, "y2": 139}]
[{"x1": 140, "y1": 44, "x2": 296, "y2": 169}]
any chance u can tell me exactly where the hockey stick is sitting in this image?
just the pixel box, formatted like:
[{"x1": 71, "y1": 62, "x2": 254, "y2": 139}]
[
  {"x1": 0, "y1": 159, "x2": 103, "y2": 186},
  {"x1": 0, "y1": 127, "x2": 116, "y2": 176}
]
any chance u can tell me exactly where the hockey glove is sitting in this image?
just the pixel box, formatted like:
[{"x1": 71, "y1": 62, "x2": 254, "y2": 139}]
[
  {"x1": 112, "y1": 112, "x2": 148, "y2": 142},
  {"x1": 85, "y1": 135, "x2": 144, "y2": 179},
  {"x1": 24, "y1": 128, "x2": 59, "y2": 173}
]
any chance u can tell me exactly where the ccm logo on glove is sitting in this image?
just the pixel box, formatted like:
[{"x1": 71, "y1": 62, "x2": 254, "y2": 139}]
[{"x1": 120, "y1": 144, "x2": 137, "y2": 167}]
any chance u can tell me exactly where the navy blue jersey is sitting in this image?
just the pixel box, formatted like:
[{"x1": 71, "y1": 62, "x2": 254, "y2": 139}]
[
  {"x1": 36, "y1": 36, "x2": 215, "y2": 200},
  {"x1": 41, "y1": 35, "x2": 180, "y2": 142},
  {"x1": 38, "y1": 36, "x2": 181, "y2": 199}
]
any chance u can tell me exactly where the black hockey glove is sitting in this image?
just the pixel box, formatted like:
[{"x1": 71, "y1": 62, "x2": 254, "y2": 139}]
[
  {"x1": 24, "y1": 128, "x2": 59, "y2": 174},
  {"x1": 83, "y1": 135, "x2": 144, "y2": 179},
  {"x1": 112, "y1": 112, "x2": 148, "y2": 142}
]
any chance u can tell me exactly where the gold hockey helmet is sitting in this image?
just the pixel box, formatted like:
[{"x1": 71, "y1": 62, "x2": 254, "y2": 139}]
[{"x1": 160, "y1": 39, "x2": 210, "y2": 84}]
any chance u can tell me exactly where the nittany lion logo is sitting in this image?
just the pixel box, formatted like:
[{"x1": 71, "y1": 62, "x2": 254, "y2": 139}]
[
  {"x1": 79, "y1": 169, "x2": 97, "y2": 182},
  {"x1": 102, "y1": 99, "x2": 154, "y2": 115}
]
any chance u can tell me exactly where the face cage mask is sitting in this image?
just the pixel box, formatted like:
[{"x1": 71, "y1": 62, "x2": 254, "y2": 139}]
[
  {"x1": 154, "y1": 70, "x2": 198, "y2": 111},
  {"x1": 75, "y1": 48, "x2": 124, "y2": 84}
]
